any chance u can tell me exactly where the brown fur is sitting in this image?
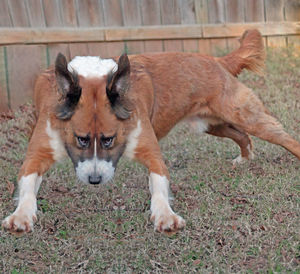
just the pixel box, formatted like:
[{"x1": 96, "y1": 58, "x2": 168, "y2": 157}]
[{"x1": 3, "y1": 29, "x2": 300, "y2": 234}]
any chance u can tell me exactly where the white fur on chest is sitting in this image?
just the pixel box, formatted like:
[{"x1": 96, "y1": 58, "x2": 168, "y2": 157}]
[
  {"x1": 46, "y1": 120, "x2": 67, "y2": 162},
  {"x1": 124, "y1": 120, "x2": 142, "y2": 159},
  {"x1": 68, "y1": 56, "x2": 118, "y2": 78}
]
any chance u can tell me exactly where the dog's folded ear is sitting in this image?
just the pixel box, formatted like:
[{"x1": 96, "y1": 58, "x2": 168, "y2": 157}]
[
  {"x1": 106, "y1": 53, "x2": 131, "y2": 120},
  {"x1": 55, "y1": 53, "x2": 82, "y2": 120}
]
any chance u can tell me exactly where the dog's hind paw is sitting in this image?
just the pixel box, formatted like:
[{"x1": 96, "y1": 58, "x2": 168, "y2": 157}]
[
  {"x1": 151, "y1": 212, "x2": 186, "y2": 234},
  {"x1": 2, "y1": 212, "x2": 36, "y2": 234},
  {"x1": 232, "y1": 155, "x2": 248, "y2": 165},
  {"x1": 232, "y1": 151, "x2": 254, "y2": 166}
]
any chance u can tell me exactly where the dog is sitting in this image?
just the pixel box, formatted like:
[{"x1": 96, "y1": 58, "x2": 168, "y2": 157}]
[{"x1": 2, "y1": 29, "x2": 300, "y2": 234}]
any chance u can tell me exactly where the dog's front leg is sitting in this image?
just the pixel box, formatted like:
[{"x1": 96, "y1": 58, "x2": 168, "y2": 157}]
[
  {"x1": 2, "y1": 119, "x2": 63, "y2": 233},
  {"x1": 2, "y1": 173, "x2": 42, "y2": 233},
  {"x1": 125, "y1": 120, "x2": 185, "y2": 233},
  {"x1": 148, "y1": 172, "x2": 185, "y2": 233}
]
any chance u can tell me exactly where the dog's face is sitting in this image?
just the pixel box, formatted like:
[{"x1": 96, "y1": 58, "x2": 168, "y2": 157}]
[{"x1": 54, "y1": 53, "x2": 131, "y2": 184}]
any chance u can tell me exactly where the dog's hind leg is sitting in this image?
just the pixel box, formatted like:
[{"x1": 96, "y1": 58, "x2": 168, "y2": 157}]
[
  {"x1": 215, "y1": 83, "x2": 300, "y2": 160},
  {"x1": 242, "y1": 117, "x2": 300, "y2": 160},
  {"x1": 2, "y1": 119, "x2": 65, "y2": 234},
  {"x1": 125, "y1": 119, "x2": 185, "y2": 234},
  {"x1": 206, "y1": 123, "x2": 254, "y2": 164}
]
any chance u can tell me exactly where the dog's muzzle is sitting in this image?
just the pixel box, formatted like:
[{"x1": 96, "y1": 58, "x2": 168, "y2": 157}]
[{"x1": 75, "y1": 158, "x2": 115, "y2": 184}]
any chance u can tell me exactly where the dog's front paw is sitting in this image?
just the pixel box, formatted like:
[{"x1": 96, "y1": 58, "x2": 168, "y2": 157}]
[
  {"x1": 2, "y1": 212, "x2": 36, "y2": 234},
  {"x1": 151, "y1": 212, "x2": 186, "y2": 234}
]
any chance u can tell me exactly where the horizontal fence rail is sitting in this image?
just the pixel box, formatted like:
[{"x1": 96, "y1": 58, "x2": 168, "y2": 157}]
[{"x1": 0, "y1": 22, "x2": 300, "y2": 45}]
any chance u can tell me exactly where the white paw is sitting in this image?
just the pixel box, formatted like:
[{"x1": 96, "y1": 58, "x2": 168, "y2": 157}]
[
  {"x1": 151, "y1": 211, "x2": 186, "y2": 234},
  {"x1": 232, "y1": 155, "x2": 247, "y2": 165},
  {"x1": 232, "y1": 151, "x2": 254, "y2": 165},
  {"x1": 2, "y1": 211, "x2": 36, "y2": 234}
]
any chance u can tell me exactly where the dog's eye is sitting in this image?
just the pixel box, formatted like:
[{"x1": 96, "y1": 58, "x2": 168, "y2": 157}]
[
  {"x1": 77, "y1": 136, "x2": 90, "y2": 149},
  {"x1": 101, "y1": 136, "x2": 114, "y2": 149}
]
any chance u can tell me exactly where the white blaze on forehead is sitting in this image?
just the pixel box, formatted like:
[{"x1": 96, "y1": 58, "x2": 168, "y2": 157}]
[
  {"x1": 68, "y1": 56, "x2": 118, "y2": 78},
  {"x1": 94, "y1": 138, "x2": 97, "y2": 158},
  {"x1": 124, "y1": 120, "x2": 142, "y2": 159},
  {"x1": 46, "y1": 120, "x2": 67, "y2": 162}
]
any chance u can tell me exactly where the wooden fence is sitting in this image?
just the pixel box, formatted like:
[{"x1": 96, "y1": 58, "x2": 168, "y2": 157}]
[{"x1": 0, "y1": 0, "x2": 300, "y2": 111}]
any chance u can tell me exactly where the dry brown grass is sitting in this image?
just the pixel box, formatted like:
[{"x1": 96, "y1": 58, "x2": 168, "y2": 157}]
[{"x1": 0, "y1": 48, "x2": 299, "y2": 273}]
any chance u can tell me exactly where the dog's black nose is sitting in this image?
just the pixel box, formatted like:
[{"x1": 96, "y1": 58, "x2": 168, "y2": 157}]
[{"x1": 89, "y1": 175, "x2": 102, "y2": 184}]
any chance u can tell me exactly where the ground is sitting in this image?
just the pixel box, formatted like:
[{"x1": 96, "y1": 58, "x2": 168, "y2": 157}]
[{"x1": 0, "y1": 48, "x2": 299, "y2": 273}]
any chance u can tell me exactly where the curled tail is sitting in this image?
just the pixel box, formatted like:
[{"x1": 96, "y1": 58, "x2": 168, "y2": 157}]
[{"x1": 216, "y1": 29, "x2": 265, "y2": 76}]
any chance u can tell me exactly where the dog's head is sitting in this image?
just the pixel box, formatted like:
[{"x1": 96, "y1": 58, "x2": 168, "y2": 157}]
[{"x1": 54, "y1": 53, "x2": 132, "y2": 185}]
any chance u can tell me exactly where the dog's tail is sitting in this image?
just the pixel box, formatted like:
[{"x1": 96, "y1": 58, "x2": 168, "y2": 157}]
[{"x1": 216, "y1": 29, "x2": 265, "y2": 76}]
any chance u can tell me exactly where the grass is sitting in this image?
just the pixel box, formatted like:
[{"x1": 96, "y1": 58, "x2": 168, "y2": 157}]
[{"x1": 0, "y1": 48, "x2": 299, "y2": 273}]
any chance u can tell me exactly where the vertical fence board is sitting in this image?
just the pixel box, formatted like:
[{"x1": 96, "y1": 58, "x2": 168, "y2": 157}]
[
  {"x1": 227, "y1": 37, "x2": 240, "y2": 52},
  {"x1": 244, "y1": 0, "x2": 264, "y2": 22},
  {"x1": 124, "y1": 41, "x2": 144, "y2": 54},
  {"x1": 287, "y1": 36, "x2": 300, "y2": 48},
  {"x1": 267, "y1": 37, "x2": 287, "y2": 47},
  {"x1": 0, "y1": 0, "x2": 12, "y2": 27},
  {"x1": 47, "y1": 44, "x2": 70, "y2": 65},
  {"x1": 285, "y1": 0, "x2": 300, "y2": 21},
  {"x1": 88, "y1": 43, "x2": 109, "y2": 58},
  {"x1": 198, "y1": 39, "x2": 212, "y2": 55},
  {"x1": 69, "y1": 44, "x2": 89, "y2": 59},
  {"x1": 26, "y1": 0, "x2": 45, "y2": 27},
  {"x1": 0, "y1": 87, "x2": 8, "y2": 111},
  {"x1": 195, "y1": 0, "x2": 208, "y2": 24},
  {"x1": 121, "y1": 0, "x2": 144, "y2": 54},
  {"x1": 140, "y1": 0, "x2": 161, "y2": 25},
  {"x1": 42, "y1": 0, "x2": 63, "y2": 27},
  {"x1": 183, "y1": 39, "x2": 199, "y2": 52},
  {"x1": 121, "y1": 0, "x2": 142, "y2": 26},
  {"x1": 181, "y1": 0, "x2": 198, "y2": 52},
  {"x1": 226, "y1": 0, "x2": 244, "y2": 51},
  {"x1": 105, "y1": 42, "x2": 125, "y2": 57},
  {"x1": 77, "y1": 0, "x2": 105, "y2": 27},
  {"x1": 285, "y1": 0, "x2": 300, "y2": 46},
  {"x1": 210, "y1": 39, "x2": 227, "y2": 56},
  {"x1": 8, "y1": 0, "x2": 30, "y2": 27},
  {"x1": 225, "y1": 0, "x2": 244, "y2": 23},
  {"x1": 163, "y1": 40, "x2": 183, "y2": 52},
  {"x1": 207, "y1": 0, "x2": 225, "y2": 24},
  {"x1": 244, "y1": 0, "x2": 266, "y2": 45},
  {"x1": 160, "y1": 0, "x2": 181, "y2": 25},
  {"x1": 59, "y1": 0, "x2": 78, "y2": 27},
  {"x1": 6, "y1": 45, "x2": 47, "y2": 109},
  {"x1": 265, "y1": 0, "x2": 286, "y2": 47},
  {"x1": 180, "y1": 0, "x2": 196, "y2": 24},
  {"x1": 0, "y1": 47, "x2": 9, "y2": 111},
  {"x1": 264, "y1": 0, "x2": 284, "y2": 21},
  {"x1": 144, "y1": 41, "x2": 164, "y2": 52},
  {"x1": 207, "y1": 0, "x2": 227, "y2": 53},
  {"x1": 102, "y1": 0, "x2": 124, "y2": 56},
  {"x1": 141, "y1": 0, "x2": 163, "y2": 53},
  {"x1": 102, "y1": 0, "x2": 123, "y2": 26},
  {"x1": 164, "y1": 40, "x2": 182, "y2": 52},
  {"x1": 160, "y1": 0, "x2": 182, "y2": 51}
]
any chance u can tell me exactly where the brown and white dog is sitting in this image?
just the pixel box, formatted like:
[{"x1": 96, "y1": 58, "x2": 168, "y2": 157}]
[{"x1": 2, "y1": 30, "x2": 300, "y2": 234}]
